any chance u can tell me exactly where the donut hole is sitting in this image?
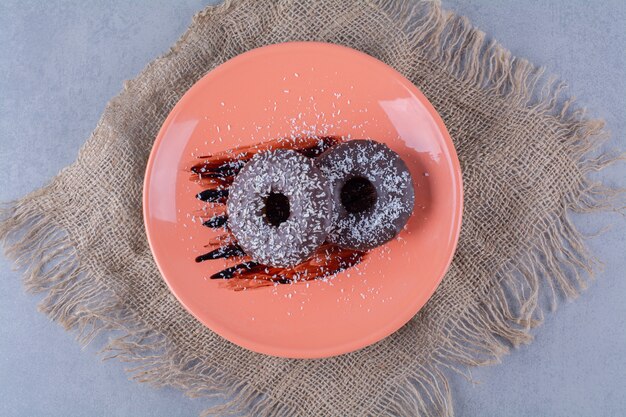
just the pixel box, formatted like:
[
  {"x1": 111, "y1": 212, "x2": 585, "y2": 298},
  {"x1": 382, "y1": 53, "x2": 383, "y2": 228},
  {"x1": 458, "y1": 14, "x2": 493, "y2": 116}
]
[
  {"x1": 340, "y1": 176, "x2": 377, "y2": 214},
  {"x1": 263, "y1": 192, "x2": 291, "y2": 227}
]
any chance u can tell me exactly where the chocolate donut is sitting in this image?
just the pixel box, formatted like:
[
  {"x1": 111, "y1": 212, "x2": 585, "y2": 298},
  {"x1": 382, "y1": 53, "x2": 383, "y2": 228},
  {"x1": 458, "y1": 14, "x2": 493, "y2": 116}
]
[
  {"x1": 227, "y1": 149, "x2": 331, "y2": 267},
  {"x1": 315, "y1": 140, "x2": 415, "y2": 250}
]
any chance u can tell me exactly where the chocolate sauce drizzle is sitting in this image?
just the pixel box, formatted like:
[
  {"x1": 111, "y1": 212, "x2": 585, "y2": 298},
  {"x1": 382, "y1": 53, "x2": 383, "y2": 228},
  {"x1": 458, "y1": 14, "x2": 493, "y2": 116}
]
[
  {"x1": 195, "y1": 244, "x2": 245, "y2": 262},
  {"x1": 190, "y1": 135, "x2": 339, "y2": 183},
  {"x1": 197, "y1": 189, "x2": 229, "y2": 203},
  {"x1": 210, "y1": 261, "x2": 260, "y2": 279},
  {"x1": 202, "y1": 215, "x2": 228, "y2": 228},
  {"x1": 191, "y1": 136, "x2": 367, "y2": 290},
  {"x1": 219, "y1": 244, "x2": 365, "y2": 291}
]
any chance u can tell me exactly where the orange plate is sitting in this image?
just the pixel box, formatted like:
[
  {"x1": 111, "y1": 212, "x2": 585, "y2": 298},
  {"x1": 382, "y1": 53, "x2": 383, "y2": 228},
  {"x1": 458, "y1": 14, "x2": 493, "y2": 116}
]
[{"x1": 143, "y1": 42, "x2": 463, "y2": 358}]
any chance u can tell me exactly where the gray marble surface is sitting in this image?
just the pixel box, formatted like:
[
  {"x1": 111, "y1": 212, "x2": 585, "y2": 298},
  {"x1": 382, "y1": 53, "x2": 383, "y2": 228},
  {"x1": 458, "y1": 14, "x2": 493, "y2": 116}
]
[{"x1": 1, "y1": 1, "x2": 624, "y2": 416}]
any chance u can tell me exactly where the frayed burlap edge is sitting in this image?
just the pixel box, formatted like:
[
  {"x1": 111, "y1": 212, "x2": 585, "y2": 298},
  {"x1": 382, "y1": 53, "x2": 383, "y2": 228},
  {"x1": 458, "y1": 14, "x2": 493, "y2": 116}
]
[{"x1": 1, "y1": 1, "x2": 623, "y2": 416}]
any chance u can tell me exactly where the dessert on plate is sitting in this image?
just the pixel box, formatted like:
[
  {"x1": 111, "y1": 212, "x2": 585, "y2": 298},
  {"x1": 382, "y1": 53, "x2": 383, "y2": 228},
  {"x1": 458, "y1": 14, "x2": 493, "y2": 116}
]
[
  {"x1": 227, "y1": 149, "x2": 331, "y2": 268},
  {"x1": 191, "y1": 137, "x2": 415, "y2": 289},
  {"x1": 316, "y1": 139, "x2": 414, "y2": 251}
]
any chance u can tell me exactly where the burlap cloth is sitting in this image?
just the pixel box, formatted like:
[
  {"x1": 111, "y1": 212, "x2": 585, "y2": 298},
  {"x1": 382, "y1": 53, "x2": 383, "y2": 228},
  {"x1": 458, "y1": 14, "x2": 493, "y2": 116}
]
[{"x1": 1, "y1": 1, "x2": 621, "y2": 416}]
